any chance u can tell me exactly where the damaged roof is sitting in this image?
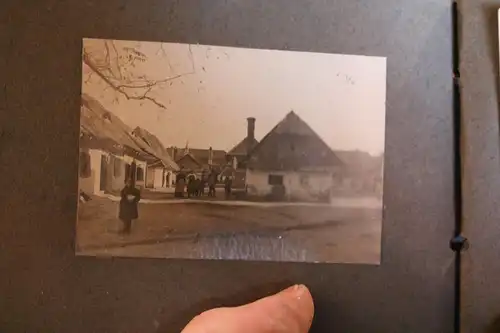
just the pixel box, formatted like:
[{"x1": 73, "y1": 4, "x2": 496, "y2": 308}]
[
  {"x1": 80, "y1": 93, "x2": 160, "y2": 163},
  {"x1": 132, "y1": 127, "x2": 179, "y2": 171}
]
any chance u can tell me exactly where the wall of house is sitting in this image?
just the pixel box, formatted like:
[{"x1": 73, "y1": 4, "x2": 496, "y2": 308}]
[
  {"x1": 145, "y1": 167, "x2": 177, "y2": 188},
  {"x1": 146, "y1": 166, "x2": 155, "y2": 188},
  {"x1": 96, "y1": 154, "x2": 128, "y2": 193},
  {"x1": 78, "y1": 174, "x2": 95, "y2": 194},
  {"x1": 153, "y1": 168, "x2": 163, "y2": 188},
  {"x1": 79, "y1": 149, "x2": 148, "y2": 194},
  {"x1": 169, "y1": 172, "x2": 176, "y2": 186},
  {"x1": 146, "y1": 167, "x2": 177, "y2": 189},
  {"x1": 78, "y1": 149, "x2": 105, "y2": 194},
  {"x1": 109, "y1": 156, "x2": 126, "y2": 192},
  {"x1": 331, "y1": 171, "x2": 384, "y2": 198},
  {"x1": 132, "y1": 159, "x2": 147, "y2": 189},
  {"x1": 245, "y1": 169, "x2": 334, "y2": 202}
]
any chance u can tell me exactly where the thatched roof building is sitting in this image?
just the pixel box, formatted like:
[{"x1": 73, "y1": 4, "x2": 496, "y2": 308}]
[
  {"x1": 80, "y1": 93, "x2": 161, "y2": 164},
  {"x1": 131, "y1": 127, "x2": 179, "y2": 171},
  {"x1": 247, "y1": 111, "x2": 343, "y2": 171}
]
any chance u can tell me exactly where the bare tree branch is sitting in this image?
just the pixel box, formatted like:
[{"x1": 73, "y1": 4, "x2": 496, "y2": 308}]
[
  {"x1": 156, "y1": 43, "x2": 175, "y2": 74},
  {"x1": 82, "y1": 41, "x2": 197, "y2": 109},
  {"x1": 104, "y1": 42, "x2": 110, "y2": 67},
  {"x1": 109, "y1": 40, "x2": 123, "y2": 80},
  {"x1": 83, "y1": 51, "x2": 120, "y2": 88},
  {"x1": 83, "y1": 51, "x2": 168, "y2": 108},
  {"x1": 116, "y1": 72, "x2": 193, "y2": 89},
  {"x1": 84, "y1": 71, "x2": 94, "y2": 84},
  {"x1": 188, "y1": 44, "x2": 195, "y2": 73}
]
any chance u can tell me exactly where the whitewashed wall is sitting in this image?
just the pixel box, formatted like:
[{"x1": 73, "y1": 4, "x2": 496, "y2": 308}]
[
  {"x1": 246, "y1": 169, "x2": 334, "y2": 201},
  {"x1": 169, "y1": 172, "x2": 176, "y2": 187},
  {"x1": 146, "y1": 167, "x2": 176, "y2": 189},
  {"x1": 146, "y1": 166, "x2": 155, "y2": 188},
  {"x1": 78, "y1": 173, "x2": 95, "y2": 194},
  {"x1": 79, "y1": 149, "x2": 148, "y2": 194},
  {"x1": 153, "y1": 168, "x2": 163, "y2": 188},
  {"x1": 110, "y1": 157, "x2": 126, "y2": 192},
  {"x1": 79, "y1": 149, "x2": 105, "y2": 194}
]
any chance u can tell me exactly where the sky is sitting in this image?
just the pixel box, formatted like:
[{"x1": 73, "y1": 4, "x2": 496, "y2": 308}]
[{"x1": 82, "y1": 38, "x2": 387, "y2": 155}]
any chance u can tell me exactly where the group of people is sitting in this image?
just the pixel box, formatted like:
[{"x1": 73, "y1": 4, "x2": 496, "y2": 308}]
[
  {"x1": 117, "y1": 168, "x2": 235, "y2": 235},
  {"x1": 174, "y1": 168, "x2": 233, "y2": 199}
]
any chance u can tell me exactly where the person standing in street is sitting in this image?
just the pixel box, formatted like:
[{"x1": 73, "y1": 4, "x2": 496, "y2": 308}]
[
  {"x1": 207, "y1": 169, "x2": 217, "y2": 197},
  {"x1": 175, "y1": 167, "x2": 187, "y2": 198},
  {"x1": 119, "y1": 178, "x2": 141, "y2": 234},
  {"x1": 224, "y1": 175, "x2": 233, "y2": 200}
]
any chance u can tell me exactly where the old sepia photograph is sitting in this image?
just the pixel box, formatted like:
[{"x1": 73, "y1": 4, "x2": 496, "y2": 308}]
[{"x1": 77, "y1": 38, "x2": 386, "y2": 264}]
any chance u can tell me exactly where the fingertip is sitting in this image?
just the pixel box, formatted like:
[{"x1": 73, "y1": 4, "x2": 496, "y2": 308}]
[
  {"x1": 242, "y1": 284, "x2": 315, "y2": 332},
  {"x1": 280, "y1": 284, "x2": 315, "y2": 322},
  {"x1": 181, "y1": 285, "x2": 315, "y2": 333}
]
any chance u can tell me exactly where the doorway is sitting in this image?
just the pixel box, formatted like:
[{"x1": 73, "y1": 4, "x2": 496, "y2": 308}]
[{"x1": 99, "y1": 155, "x2": 108, "y2": 191}]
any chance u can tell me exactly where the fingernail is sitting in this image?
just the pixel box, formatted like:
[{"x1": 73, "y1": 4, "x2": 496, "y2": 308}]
[{"x1": 281, "y1": 284, "x2": 307, "y2": 299}]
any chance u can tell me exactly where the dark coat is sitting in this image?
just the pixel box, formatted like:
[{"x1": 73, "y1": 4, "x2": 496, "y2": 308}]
[
  {"x1": 207, "y1": 172, "x2": 217, "y2": 187},
  {"x1": 224, "y1": 178, "x2": 233, "y2": 192},
  {"x1": 187, "y1": 177, "x2": 199, "y2": 196},
  {"x1": 119, "y1": 186, "x2": 141, "y2": 220},
  {"x1": 175, "y1": 171, "x2": 187, "y2": 194}
]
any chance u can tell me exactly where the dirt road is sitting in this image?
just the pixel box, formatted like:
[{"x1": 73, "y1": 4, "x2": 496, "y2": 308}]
[{"x1": 77, "y1": 197, "x2": 381, "y2": 264}]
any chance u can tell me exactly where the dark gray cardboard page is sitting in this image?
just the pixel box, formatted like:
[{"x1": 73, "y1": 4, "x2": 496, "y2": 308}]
[
  {"x1": 460, "y1": 1, "x2": 500, "y2": 332},
  {"x1": 0, "y1": 0, "x2": 454, "y2": 332}
]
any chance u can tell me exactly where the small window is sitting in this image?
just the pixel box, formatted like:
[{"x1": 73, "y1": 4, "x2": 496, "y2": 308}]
[
  {"x1": 300, "y1": 174, "x2": 310, "y2": 186},
  {"x1": 136, "y1": 167, "x2": 144, "y2": 181},
  {"x1": 268, "y1": 174, "x2": 283, "y2": 186},
  {"x1": 79, "y1": 152, "x2": 91, "y2": 178}
]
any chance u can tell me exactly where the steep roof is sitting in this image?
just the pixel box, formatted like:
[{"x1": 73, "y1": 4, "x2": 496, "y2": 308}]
[
  {"x1": 228, "y1": 137, "x2": 259, "y2": 156},
  {"x1": 79, "y1": 132, "x2": 125, "y2": 156},
  {"x1": 247, "y1": 111, "x2": 343, "y2": 171},
  {"x1": 192, "y1": 148, "x2": 227, "y2": 166},
  {"x1": 80, "y1": 94, "x2": 157, "y2": 162},
  {"x1": 177, "y1": 153, "x2": 203, "y2": 170},
  {"x1": 168, "y1": 147, "x2": 227, "y2": 167},
  {"x1": 132, "y1": 127, "x2": 179, "y2": 171}
]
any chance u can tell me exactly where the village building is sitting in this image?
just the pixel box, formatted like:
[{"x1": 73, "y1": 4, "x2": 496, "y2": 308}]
[
  {"x1": 245, "y1": 111, "x2": 343, "y2": 202},
  {"x1": 79, "y1": 94, "x2": 165, "y2": 195},
  {"x1": 167, "y1": 146, "x2": 227, "y2": 180},
  {"x1": 222, "y1": 117, "x2": 260, "y2": 189},
  {"x1": 333, "y1": 150, "x2": 384, "y2": 198},
  {"x1": 131, "y1": 127, "x2": 179, "y2": 189},
  {"x1": 227, "y1": 117, "x2": 259, "y2": 169}
]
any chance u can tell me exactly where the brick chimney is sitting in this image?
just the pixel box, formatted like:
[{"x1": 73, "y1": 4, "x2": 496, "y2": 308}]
[
  {"x1": 247, "y1": 117, "x2": 255, "y2": 141},
  {"x1": 246, "y1": 117, "x2": 256, "y2": 157}
]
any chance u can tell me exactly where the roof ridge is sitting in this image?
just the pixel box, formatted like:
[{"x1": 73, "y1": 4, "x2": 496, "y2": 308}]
[
  {"x1": 81, "y1": 94, "x2": 178, "y2": 168},
  {"x1": 247, "y1": 111, "x2": 343, "y2": 169}
]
